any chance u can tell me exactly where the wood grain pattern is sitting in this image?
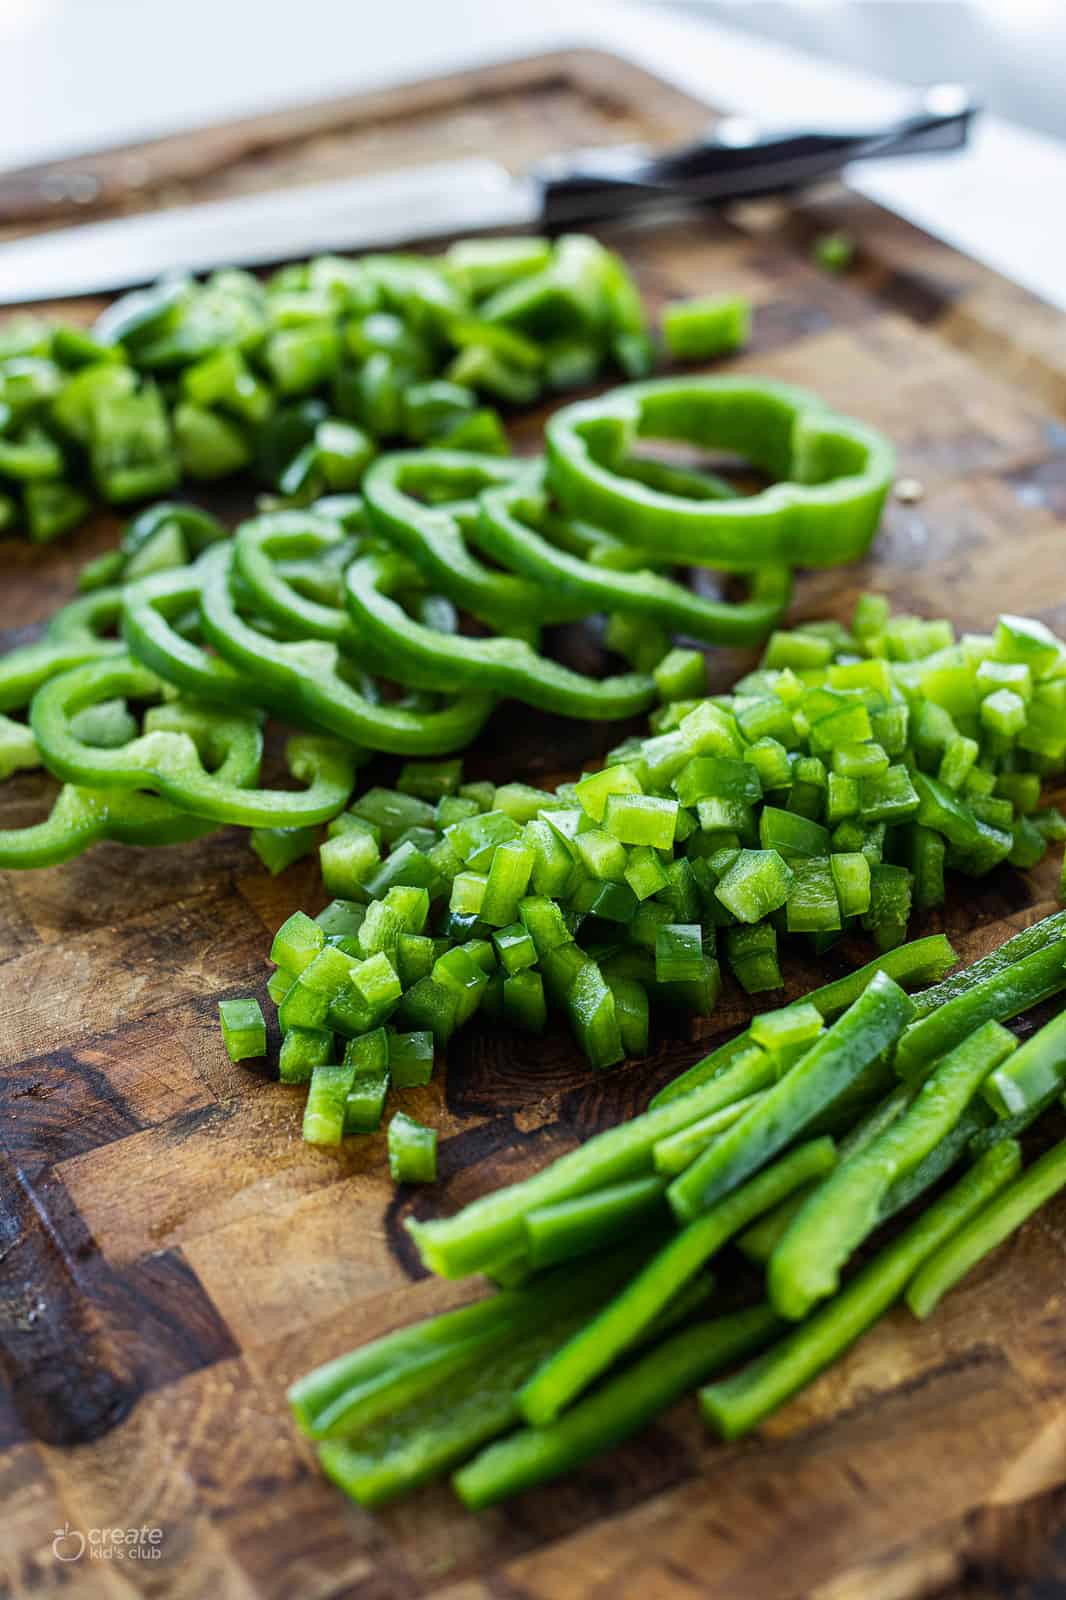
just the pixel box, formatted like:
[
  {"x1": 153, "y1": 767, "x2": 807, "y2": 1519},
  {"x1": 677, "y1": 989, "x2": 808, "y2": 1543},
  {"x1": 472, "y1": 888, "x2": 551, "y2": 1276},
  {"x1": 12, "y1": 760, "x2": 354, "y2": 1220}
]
[{"x1": 0, "y1": 49, "x2": 1065, "y2": 1600}]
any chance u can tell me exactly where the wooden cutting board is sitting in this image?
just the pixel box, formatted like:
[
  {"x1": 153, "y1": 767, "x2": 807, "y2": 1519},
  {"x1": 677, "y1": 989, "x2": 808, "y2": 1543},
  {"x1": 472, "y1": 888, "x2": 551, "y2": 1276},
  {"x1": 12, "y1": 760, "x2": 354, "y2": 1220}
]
[{"x1": 1, "y1": 49, "x2": 1066, "y2": 1600}]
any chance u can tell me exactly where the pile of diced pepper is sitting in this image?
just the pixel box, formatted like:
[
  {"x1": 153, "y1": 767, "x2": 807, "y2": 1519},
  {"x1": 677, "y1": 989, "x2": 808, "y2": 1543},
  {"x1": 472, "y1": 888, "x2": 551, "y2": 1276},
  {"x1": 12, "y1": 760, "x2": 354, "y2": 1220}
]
[
  {"x1": 0, "y1": 234, "x2": 736, "y2": 547},
  {"x1": 221, "y1": 597, "x2": 1066, "y2": 1171}
]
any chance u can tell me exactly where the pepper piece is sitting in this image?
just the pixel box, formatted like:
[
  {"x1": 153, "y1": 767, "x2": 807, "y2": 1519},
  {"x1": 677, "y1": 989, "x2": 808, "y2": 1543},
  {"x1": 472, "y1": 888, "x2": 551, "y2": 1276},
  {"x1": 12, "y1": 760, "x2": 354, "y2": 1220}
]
[
  {"x1": 31, "y1": 655, "x2": 359, "y2": 828},
  {"x1": 545, "y1": 376, "x2": 894, "y2": 568},
  {"x1": 344, "y1": 551, "x2": 656, "y2": 721}
]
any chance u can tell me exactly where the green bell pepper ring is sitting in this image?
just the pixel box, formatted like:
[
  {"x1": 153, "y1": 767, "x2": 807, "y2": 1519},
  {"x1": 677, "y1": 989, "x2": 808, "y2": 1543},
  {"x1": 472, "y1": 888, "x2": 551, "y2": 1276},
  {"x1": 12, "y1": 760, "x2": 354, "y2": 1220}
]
[
  {"x1": 199, "y1": 545, "x2": 494, "y2": 756},
  {"x1": 121, "y1": 545, "x2": 351, "y2": 722},
  {"x1": 361, "y1": 450, "x2": 590, "y2": 628},
  {"x1": 122, "y1": 550, "x2": 259, "y2": 709},
  {"x1": 344, "y1": 550, "x2": 657, "y2": 720},
  {"x1": 545, "y1": 376, "x2": 895, "y2": 568},
  {"x1": 231, "y1": 511, "x2": 366, "y2": 644},
  {"x1": 31, "y1": 656, "x2": 360, "y2": 827},
  {"x1": 0, "y1": 588, "x2": 125, "y2": 714},
  {"x1": 43, "y1": 587, "x2": 125, "y2": 647},
  {"x1": 0, "y1": 782, "x2": 216, "y2": 869},
  {"x1": 476, "y1": 480, "x2": 792, "y2": 646}
]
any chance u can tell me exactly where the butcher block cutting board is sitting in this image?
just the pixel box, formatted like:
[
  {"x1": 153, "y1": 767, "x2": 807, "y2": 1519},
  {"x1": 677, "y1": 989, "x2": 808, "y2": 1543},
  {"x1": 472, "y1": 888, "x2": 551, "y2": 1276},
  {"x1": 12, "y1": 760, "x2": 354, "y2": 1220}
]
[{"x1": 2, "y1": 48, "x2": 1066, "y2": 1600}]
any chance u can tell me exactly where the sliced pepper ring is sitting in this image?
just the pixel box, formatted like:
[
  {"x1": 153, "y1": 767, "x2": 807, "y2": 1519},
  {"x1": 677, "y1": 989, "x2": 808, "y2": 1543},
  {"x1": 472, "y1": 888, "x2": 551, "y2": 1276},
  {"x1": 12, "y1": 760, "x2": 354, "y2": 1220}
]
[
  {"x1": 361, "y1": 450, "x2": 590, "y2": 628},
  {"x1": 45, "y1": 587, "x2": 126, "y2": 646},
  {"x1": 31, "y1": 656, "x2": 360, "y2": 827},
  {"x1": 231, "y1": 511, "x2": 365, "y2": 644},
  {"x1": 0, "y1": 783, "x2": 216, "y2": 870},
  {"x1": 199, "y1": 545, "x2": 494, "y2": 756},
  {"x1": 476, "y1": 479, "x2": 792, "y2": 646},
  {"x1": 122, "y1": 550, "x2": 257, "y2": 708},
  {"x1": 545, "y1": 376, "x2": 895, "y2": 568},
  {"x1": 344, "y1": 550, "x2": 657, "y2": 720},
  {"x1": 0, "y1": 587, "x2": 125, "y2": 714}
]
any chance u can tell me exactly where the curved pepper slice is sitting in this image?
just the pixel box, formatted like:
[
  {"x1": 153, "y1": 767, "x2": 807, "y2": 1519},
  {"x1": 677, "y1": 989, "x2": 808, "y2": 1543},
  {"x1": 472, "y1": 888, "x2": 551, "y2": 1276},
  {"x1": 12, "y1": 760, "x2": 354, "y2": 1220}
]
[
  {"x1": 545, "y1": 376, "x2": 894, "y2": 568},
  {"x1": 199, "y1": 546, "x2": 494, "y2": 756},
  {"x1": 0, "y1": 783, "x2": 215, "y2": 869},
  {"x1": 476, "y1": 480, "x2": 791, "y2": 646},
  {"x1": 231, "y1": 511, "x2": 366, "y2": 644},
  {"x1": 45, "y1": 588, "x2": 126, "y2": 646},
  {"x1": 31, "y1": 656, "x2": 360, "y2": 828},
  {"x1": 344, "y1": 551, "x2": 656, "y2": 721},
  {"x1": 1, "y1": 588, "x2": 125, "y2": 713},
  {"x1": 122, "y1": 545, "x2": 348, "y2": 722},
  {"x1": 122, "y1": 551, "x2": 258, "y2": 708},
  {"x1": 362, "y1": 450, "x2": 590, "y2": 628}
]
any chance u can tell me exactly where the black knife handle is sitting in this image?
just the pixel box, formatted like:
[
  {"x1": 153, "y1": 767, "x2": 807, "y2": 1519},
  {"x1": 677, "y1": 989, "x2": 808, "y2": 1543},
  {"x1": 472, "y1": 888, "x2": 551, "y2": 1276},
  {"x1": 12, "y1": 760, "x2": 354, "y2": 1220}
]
[{"x1": 535, "y1": 85, "x2": 977, "y2": 229}]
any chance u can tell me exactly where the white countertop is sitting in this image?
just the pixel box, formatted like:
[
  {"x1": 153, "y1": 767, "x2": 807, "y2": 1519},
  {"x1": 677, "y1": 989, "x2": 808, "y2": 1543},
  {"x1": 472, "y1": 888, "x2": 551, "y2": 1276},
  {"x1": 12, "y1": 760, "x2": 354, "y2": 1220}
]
[{"x1": 2, "y1": 0, "x2": 1063, "y2": 309}]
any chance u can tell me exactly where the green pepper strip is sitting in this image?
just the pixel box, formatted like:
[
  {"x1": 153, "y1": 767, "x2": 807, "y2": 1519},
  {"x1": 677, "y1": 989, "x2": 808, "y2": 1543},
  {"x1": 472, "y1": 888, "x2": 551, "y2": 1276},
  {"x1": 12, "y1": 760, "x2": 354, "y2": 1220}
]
[
  {"x1": 454, "y1": 1303, "x2": 781, "y2": 1509},
  {"x1": 667, "y1": 971, "x2": 915, "y2": 1222},
  {"x1": 199, "y1": 546, "x2": 495, "y2": 756},
  {"x1": 1, "y1": 588, "x2": 126, "y2": 714},
  {"x1": 476, "y1": 480, "x2": 792, "y2": 646},
  {"x1": 516, "y1": 1138, "x2": 835, "y2": 1425},
  {"x1": 31, "y1": 655, "x2": 359, "y2": 827},
  {"x1": 767, "y1": 1019, "x2": 1018, "y2": 1320},
  {"x1": 545, "y1": 376, "x2": 895, "y2": 567},
  {"x1": 650, "y1": 934, "x2": 957, "y2": 1109},
  {"x1": 344, "y1": 551, "x2": 656, "y2": 721},
  {"x1": 906, "y1": 1132, "x2": 1066, "y2": 1319},
  {"x1": 361, "y1": 450, "x2": 590, "y2": 627},
  {"x1": 700, "y1": 1141, "x2": 1020, "y2": 1439}
]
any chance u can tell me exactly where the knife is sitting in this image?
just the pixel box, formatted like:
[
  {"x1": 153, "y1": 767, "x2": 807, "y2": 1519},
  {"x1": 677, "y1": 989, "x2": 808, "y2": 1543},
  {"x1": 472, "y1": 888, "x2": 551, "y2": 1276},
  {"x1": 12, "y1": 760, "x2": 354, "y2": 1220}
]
[{"x1": 0, "y1": 84, "x2": 975, "y2": 306}]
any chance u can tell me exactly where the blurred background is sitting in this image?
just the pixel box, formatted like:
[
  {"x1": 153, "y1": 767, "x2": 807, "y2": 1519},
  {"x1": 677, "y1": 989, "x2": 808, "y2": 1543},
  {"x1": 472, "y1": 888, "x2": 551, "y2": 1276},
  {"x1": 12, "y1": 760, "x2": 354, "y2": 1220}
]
[
  {"x1": 676, "y1": 2, "x2": 1062, "y2": 140},
  {"x1": 0, "y1": 0, "x2": 1056, "y2": 168}
]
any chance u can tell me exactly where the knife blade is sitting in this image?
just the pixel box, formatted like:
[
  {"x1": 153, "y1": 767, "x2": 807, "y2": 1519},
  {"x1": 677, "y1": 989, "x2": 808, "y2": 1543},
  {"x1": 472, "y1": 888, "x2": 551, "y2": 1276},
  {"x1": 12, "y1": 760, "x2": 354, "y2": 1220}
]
[{"x1": 0, "y1": 85, "x2": 975, "y2": 306}]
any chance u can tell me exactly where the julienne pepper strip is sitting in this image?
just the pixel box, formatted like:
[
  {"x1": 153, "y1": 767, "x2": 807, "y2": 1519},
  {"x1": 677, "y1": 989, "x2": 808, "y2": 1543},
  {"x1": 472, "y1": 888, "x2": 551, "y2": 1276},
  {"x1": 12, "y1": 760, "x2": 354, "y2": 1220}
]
[
  {"x1": 304, "y1": 1239, "x2": 675, "y2": 1504},
  {"x1": 905, "y1": 1131, "x2": 1066, "y2": 1318},
  {"x1": 404, "y1": 1039, "x2": 808, "y2": 1279},
  {"x1": 545, "y1": 376, "x2": 895, "y2": 567},
  {"x1": 473, "y1": 479, "x2": 793, "y2": 646},
  {"x1": 30, "y1": 655, "x2": 361, "y2": 828},
  {"x1": 516, "y1": 1138, "x2": 835, "y2": 1425},
  {"x1": 343, "y1": 550, "x2": 658, "y2": 721},
  {"x1": 650, "y1": 936, "x2": 958, "y2": 1108},
  {"x1": 700, "y1": 1142, "x2": 1021, "y2": 1440},
  {"x1": 317, "y1": 1272, "x2": 717, "y2": 1508},
  {"x1": 905, "y1": 911, "x2": 1066, "y2": 1017},
  {"x1": 453, "y1": 1303, "x2": 781, "y2": 1509},
  {"x1": 766, "y1": 1019, "x2": 1019, "y2": 1320},
  {"x1": 893, "y1": 937, "x2": 1066, "y2": 1082},
  {"x1": 666, "y1": 972, "x2": 916, "y2": 1223},
  {"x1": 981, "y1": 1005, "x2": 1066, "y2": 1119}
]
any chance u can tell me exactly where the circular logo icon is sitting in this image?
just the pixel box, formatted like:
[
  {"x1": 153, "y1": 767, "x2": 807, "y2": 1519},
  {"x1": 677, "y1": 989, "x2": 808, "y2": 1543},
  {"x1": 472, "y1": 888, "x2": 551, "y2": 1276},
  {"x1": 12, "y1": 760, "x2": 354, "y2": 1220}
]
[{"x1": 52, "y1": 1524, "x2": 86, "y2": 1562}]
